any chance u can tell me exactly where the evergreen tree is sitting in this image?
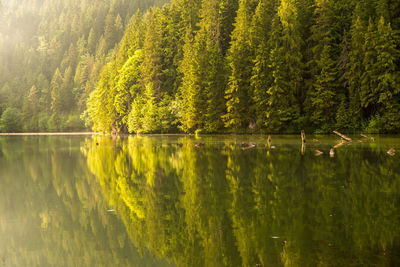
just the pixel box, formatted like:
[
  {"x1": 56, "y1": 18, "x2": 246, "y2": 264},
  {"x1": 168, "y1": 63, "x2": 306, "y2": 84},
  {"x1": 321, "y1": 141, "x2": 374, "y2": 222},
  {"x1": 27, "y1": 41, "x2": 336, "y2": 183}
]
[
  {"x1": 389, "y1": 0, "x2": 400, "y2": 30},
  {"x1": 23, "y1": 85, "x2": 40, "y2": 131},
  {"x1": 224, "y1": 0, "x2": 258, "y2": 130},
  {"x1": 310, "y1": 44, "x2": 337, "y2": 131},
  {"x1": 347, "y1": 8, "x2": 364, "y2": 128},
  {"x1": 116, "y1": 10, "x2": 144, "y2": 65},
  {"x1": 307, "y1": 0, "x2": 338, "y2": 131},
  {"x1": 87, "y1": 28, "x2": 97, "y2": 54},
  {"x1": 178, "y1": 32, "x2": 200, "y2": 132},
  {"x1": 376, "y1": 0, "x2": 390, "y2": 23},
  {"x1": 179, "y1": 0, "x2": 232, "y2": 132},
  {"x1": 264, "y1": 0, "x2": 303, "y2": 132},
  {"x1": 219, "y1": 0, "x2": 239, "y2": 54},
  {"x1": 360, "y1": 18, "x2": 377, "y2": 115},
  {"x1": 50, "y1": 68, "x2": 64, "y2": 114},
  {"x1": 374, "y1": 17, "x2": 400, "y2": 131},
  {"x1": 336, "y1": 31, "x2": 353, "y2": 130},
  {"x1": 114, "y1": 49, "x2": 143, "y2": 130},
  {"x1": 310, "y1": 0, "x2": 334, "y2": 76},
  {"x1": 176, "y1": 0, "x2": 202, "y2": 131},
  {"x1": 140, "y1": 8, "x2": 163, "y2": 96},
  {"x1": 250, "y1": 0, "x2": 279, "y2": 128}
]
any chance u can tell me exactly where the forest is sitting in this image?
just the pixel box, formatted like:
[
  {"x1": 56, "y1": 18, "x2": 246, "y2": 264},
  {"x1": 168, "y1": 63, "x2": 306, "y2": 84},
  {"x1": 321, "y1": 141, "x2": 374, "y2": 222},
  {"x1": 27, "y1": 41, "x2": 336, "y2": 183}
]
[{"x1": 0, "y1": 0, "x2": 399, "y2": 134}]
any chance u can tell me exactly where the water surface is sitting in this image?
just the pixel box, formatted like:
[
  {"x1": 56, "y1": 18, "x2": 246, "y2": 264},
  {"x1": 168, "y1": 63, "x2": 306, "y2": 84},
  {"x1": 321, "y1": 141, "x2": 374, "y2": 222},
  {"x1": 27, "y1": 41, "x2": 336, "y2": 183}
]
[{"x1": 0, "y1": 135, "x2": 399, "y2": 266}]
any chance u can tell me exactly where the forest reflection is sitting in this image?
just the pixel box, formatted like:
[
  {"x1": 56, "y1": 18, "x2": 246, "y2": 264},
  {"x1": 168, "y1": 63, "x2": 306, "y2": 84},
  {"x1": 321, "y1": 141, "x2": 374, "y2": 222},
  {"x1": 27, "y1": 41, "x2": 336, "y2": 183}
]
[
  {"x1": 0, "y1": 136, "x2": 169, "y2": 267},
  {"x1": 84, "y1": 135, "x2": 400, "y2": 267}
]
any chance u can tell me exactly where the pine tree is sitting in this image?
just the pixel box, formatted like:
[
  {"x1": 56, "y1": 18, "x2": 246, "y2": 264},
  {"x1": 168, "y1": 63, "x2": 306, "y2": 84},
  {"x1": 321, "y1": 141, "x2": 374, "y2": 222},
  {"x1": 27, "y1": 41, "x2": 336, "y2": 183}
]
[
  {"x1": 374, "y1": 17, "x2": 400, "y2": 131},
  {"x1": 219, "y1": 0, "x2": 239, "y2": 54},
  {"x1": 224, "y1": 0, "x2": 258, "y2": 130},
  {"x1": 336, "y1": 31, "x2": 352, "y2": 130},
  {"x1": 264, "y1": 0, "x2": 303, "y2": 132},
  {"x1": 87, "y1": 28, "x2": 97, "y2": 54},
  {"x1": 178, "y1": 32, "x2": 200, "y2": 132},
  {"x1": 264, "y1": 16, "x2": 286, "y2": 131},
  {"x1": 307, "y1": 0, "x2": 337, "y2": 131},
  {"x1": 116, "y1": 10, "x2": 144, "y2": 65},
  {"x1": 50, "y1": 68, "x2": 64, "y2": 114},
  {"x1": 250, "y1": 0, "x2": 279, "y2": 128},
  {"x1": 310, "y1": 44, "x2": 337, "y2": 131},
  {"x1": 114, "y1": 50, "x2": 143, "y2": 130},
  {"x1": 389, "y1": 0, "x2": 400, "y2": 30},
  {"x1": 141, "y1": 82, "x2": 159, "y2": 132},
  {"x1": 178, "y1": 0, "x2": 232, "y2": 132},
  {"x1": 347, "y1": 7, "x2": 364, "y2": 128},
  {"x1": 23, "y1": 85, "x2": 40, "y2": 131},
  {"x1": 360, "y1": 18, "x2": 377, "y2": 114},
  {"x1": 310, "y1": 0, "x2": 334, "y2": 76},
  {"x1": 176, "y1": 0, "x2": 202, "y2": 132},
  {"x1": 376, "y1": 0, "x2": 390, "y2": 23},
  {"x1": 104, "y1": 11, "x2": 117, "y2": 51},
  {"x1": 141, "y1": 8, "x2": 163, "y2": 97}
]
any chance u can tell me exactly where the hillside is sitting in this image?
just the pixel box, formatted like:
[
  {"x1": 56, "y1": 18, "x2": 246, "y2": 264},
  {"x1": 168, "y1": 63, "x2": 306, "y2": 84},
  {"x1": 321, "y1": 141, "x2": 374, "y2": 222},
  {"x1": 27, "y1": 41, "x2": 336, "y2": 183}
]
[
  {"x1": 1, "y1": 0, "x2": 400, "y2": 134},
  {"x1": 0, "y1": 0, "x2": 167, "y2": 132}
]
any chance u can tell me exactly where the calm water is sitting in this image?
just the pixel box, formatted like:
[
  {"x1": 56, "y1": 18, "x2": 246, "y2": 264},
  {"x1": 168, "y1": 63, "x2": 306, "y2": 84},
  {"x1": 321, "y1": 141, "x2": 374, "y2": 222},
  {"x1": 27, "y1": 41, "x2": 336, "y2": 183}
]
[{"x1": 0, "y1": 135, "x2": 399, "y2": 266}]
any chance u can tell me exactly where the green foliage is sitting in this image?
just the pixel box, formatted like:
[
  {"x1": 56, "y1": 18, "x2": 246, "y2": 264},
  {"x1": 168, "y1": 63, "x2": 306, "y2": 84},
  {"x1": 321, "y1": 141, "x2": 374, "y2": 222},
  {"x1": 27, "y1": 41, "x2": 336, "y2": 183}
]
[
  {"x1": 309, "y1": 44, "x2": 337, "y2": 131},
  {"x1": 250, "y1": 0, "x2": 279, "y2": 128},
  {"x1": 364, "y1": 113, "x2": 383, "y2": 133},
  {"x1": 223, "y1": 0, "x2": 259, "y2": 130},
  {"x1": 0, "y1": 107, "x2": 22, "y2": 132},
  {"x1": 1, "y1": 0, "x2": 400, "y2": 133},
  {"x1": 0, "y1": 0, "x2": 168, "y2": 132},
  {"x1": 262, "y1": 1, "x2": 303, "y2": 133},
  {"x1": 127, "y1": 83, "x2": 179, "y2": 133},
  {"x1": 178, "y1": 0, "x2": 232, "y2": 133}
]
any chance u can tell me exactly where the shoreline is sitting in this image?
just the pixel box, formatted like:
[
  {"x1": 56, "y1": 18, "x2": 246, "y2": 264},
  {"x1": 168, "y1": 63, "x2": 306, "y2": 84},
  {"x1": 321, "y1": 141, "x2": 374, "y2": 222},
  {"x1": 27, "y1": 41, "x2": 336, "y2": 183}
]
[{"x1": 0, "y1": 132, "x2": 98, "y2": 136}]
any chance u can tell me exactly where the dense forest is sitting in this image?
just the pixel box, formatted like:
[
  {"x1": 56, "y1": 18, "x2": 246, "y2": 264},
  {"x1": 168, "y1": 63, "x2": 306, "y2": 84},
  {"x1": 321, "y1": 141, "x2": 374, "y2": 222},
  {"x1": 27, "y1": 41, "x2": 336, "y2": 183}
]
[
  {"x1": 0, "y1": 0, "x2": 167, "y2": 132},
  {"x1": 0, "y1": 0, "x2": 399, "y2": 133}
]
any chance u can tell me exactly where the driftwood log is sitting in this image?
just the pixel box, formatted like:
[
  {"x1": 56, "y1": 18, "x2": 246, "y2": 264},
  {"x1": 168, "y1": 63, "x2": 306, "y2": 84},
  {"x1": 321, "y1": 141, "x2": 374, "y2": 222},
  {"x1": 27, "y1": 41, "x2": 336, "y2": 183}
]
[
  {"x1": 267, "y1": 135, "x2": 272, "y2": 149},
  {"x1": 301, "y1": 130, "x2": 306, "y2": 143},
  {"x1": 361, "y1": 134, "x2": 375, "y2": 141},
  {"x1": 333, "y1": 131, "x2": 352, "y2": 142},
  {"x1": 314, "y1": 150, "x2": 324, "y2": 156},
  {"x1": 333, "y1": 140, "x2": 346, "y2": 149},
  {"x1": 241, "y1": 142, "x2": 256, "y2": 150},
  {"x1": 387, "y1": 148, "x2": 395, "y2": 156}
]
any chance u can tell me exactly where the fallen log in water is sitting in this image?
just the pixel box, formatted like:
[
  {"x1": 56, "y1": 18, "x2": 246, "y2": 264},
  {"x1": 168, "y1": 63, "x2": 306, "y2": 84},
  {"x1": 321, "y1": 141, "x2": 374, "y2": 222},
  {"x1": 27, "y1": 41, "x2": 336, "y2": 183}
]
[
  {"x1": 333, "y1": 140, "x2": 346, "y2": 149},
  {"x1": 242, "y1": 142, "x2": 256, "y2": 150},
  {"x1": 387, "y1": 148, "x2": 395, "y2": 156},
  {"x1": 361, "y1": 134, "x2": 375, "y2": 141},
  {"x1": 314, "y1": 150, "x2": 324, "y2": 156},
  {"x1": 333, "y1": 131, "x2": 352, "y2": 142}
]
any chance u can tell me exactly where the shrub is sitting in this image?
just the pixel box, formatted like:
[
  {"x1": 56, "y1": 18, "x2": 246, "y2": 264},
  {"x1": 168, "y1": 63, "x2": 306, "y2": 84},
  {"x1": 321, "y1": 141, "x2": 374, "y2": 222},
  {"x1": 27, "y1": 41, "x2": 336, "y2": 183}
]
[{"x1": 0, "y1": 107, "x2": 22, "y2": 132}]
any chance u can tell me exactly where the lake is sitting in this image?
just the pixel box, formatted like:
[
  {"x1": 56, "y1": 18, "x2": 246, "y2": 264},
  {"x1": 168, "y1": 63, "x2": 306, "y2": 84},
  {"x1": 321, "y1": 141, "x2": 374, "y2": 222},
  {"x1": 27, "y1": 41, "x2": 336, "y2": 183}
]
[{"x1": 0, "y1": 135, "x2": 399, "y2": 266}]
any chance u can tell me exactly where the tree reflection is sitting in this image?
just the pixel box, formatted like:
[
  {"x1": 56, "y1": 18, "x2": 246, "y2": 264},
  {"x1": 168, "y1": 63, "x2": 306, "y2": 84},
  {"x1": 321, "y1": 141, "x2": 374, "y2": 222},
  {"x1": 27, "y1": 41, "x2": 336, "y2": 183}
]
[
  {"x1": 84, "y1": 135, "x2": 400, "y2": 266},
  {"x1": 0, "y1": 136, "x2": 168, "y2": 266}
]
